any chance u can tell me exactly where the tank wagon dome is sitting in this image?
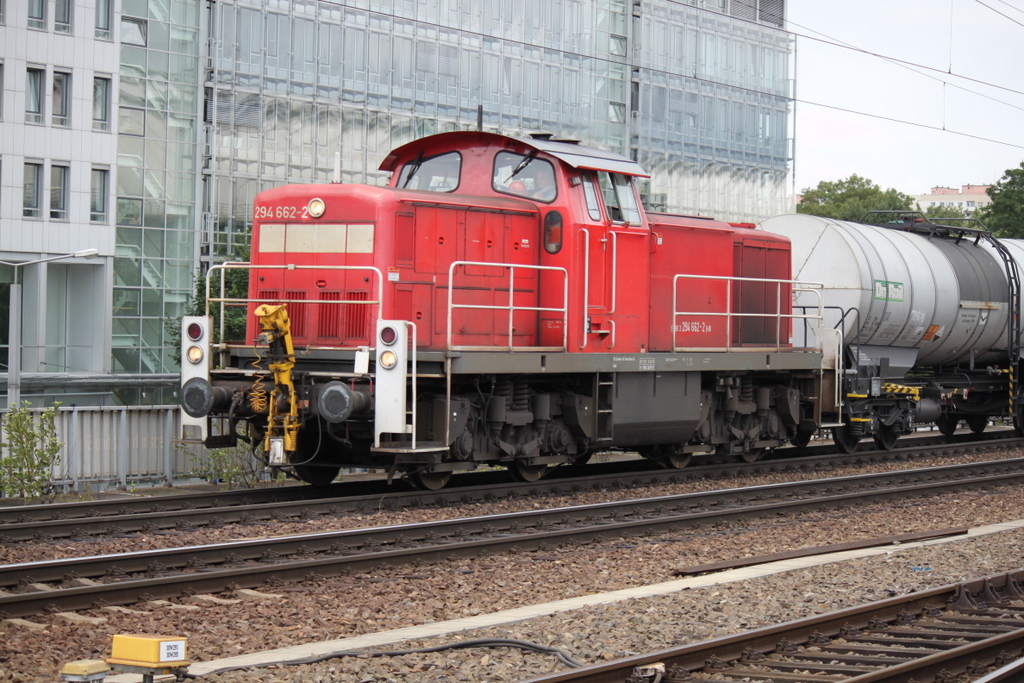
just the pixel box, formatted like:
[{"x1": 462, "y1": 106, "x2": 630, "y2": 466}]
[
  {"x1": 379, "y1": 131, "x2": 649, "y2": 178},
  {"x1": 760, "y1": 213, "x2": 1013, "y2": 373}
]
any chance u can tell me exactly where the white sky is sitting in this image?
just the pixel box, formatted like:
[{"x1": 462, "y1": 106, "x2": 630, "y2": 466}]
[{"x1": 787, "y1": 0, "x2": 1024, "y2": 196}]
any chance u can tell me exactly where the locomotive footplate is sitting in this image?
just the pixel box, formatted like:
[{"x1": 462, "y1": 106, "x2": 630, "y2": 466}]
[{"x1": 372, "y1": 441, "x2": 449, "y2": 462}]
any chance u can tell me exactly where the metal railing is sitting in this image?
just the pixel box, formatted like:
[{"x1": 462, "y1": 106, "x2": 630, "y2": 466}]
[
  {"x1": 446, "y1": 261, "x2": 568, "y2": 351},
  {"x1": 671, "y1": 274, "x2": 824, "y2": 352},
  {"x1": 205, "y1": 262, "x2": 385, "y2": 347}
]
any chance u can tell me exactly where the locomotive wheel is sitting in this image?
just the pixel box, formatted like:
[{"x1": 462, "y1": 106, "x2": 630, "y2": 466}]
[
  {"x1": 790, "y1": 429, "x2": 814, "y2": 449},
  {"x1": 740, "y1": 448, "x2": 765, "y2": 463},
  {"x1": 509, "y1": 460, "x2": 548, "y2": 482},
  {"x1": 832, "y1": 425, "x2": 862, "y2": 454},
  {"x1": 967, "y1": 415, "x2": 988, "y2": 434},
  {"x1": 292, "y1": 432, "x2": 342, "y2": 486},
  {"x1": 936, "y1": 414, "x2": 959, "y2": 437},
  {"x1": 872, "y1": 425, "x2": 899, "y2": 451},
  {"x1": 409, "y1": 470, "x2": 452, "y2": 491},
  {"x1": 661, "y1": 449, "x2": 692, "y2": 469}
]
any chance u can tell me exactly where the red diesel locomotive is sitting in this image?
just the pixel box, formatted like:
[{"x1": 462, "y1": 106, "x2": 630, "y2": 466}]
[{"x1": 180, "y1": 132, "x2": 827, "y2": 488}]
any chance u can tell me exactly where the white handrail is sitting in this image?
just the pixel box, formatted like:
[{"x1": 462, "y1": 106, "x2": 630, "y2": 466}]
[
  {"x1": 446, "y1": 260, "x2": 569, "y2": 351},
  {"x1": 204, "y1": 262, "x2": 384, "y2": 347},
  {"x1": 671, "y1": 273, "x2": 824, "y2": 352}
]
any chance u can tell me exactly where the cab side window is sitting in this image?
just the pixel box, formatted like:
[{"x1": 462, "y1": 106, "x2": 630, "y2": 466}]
[
  {"x1": 581, "y1": 176, "x2": 602, "y2": 221},
  {"x1": 595, "y1": 171, "x2": 641, "y2": 224},
  {"x1": 397, "y1": 151, "x2": 461, "y2": 192},
  {"x1": 493, "y1": 151, "x2": 557, "y2": 202}
]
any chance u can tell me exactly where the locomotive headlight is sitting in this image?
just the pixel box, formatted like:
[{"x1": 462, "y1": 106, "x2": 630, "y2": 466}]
[
  {"x1": 307, "y1": 197, "x2": 326, "y2": 218},
  {"x1": 379, "y1": 349, "x2": 398, "y2": 369},
  {"x1": 186, "y1": 345, "x2": 204, "y2": 365}
]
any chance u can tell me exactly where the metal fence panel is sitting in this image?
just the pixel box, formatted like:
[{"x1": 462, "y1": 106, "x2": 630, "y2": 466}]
[{"x1": 0, "y1": 406, "x2": 201, "y2": 493}]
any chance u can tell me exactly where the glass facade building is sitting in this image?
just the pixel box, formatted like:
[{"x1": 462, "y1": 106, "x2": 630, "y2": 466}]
[
  {"x1": 2, "y1": 0, "x2": 791, "y2": 404},
  {"x1": 205, "y1": 0, "x2": 791, "y2": 261}
]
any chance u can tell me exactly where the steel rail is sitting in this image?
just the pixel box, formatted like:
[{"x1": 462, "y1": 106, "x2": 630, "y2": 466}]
[
  {"x1": 2, "y1": 458, "x2": 1023, "y2": 618},
  {"x1": 0, "y1": 430, "x2": 1017, "y2": 538},
  {"x1": 0, "y1": 450, "x2": 1019, "y2": 548},
  {"x1": 521, "y1": 572, "x2": 1024, "y2": 683}
]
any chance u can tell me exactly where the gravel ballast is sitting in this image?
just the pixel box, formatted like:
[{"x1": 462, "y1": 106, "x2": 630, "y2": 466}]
[{"x1": 3, "y1": 450, "x2": 1024, "y2": 683}]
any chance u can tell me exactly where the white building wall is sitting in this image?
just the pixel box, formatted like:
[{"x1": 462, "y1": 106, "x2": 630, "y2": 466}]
[{"x1": 0, "y1": 0, "x2": 116, "y2": 385}]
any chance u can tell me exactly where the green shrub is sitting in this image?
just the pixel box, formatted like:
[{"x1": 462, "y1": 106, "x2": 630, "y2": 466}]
[
  {"x1": 0, "y1": 402, "x2": 63, "y2": 501},
  {"x1": 185, "y1": 441, "x2": 278, "y2": 490}
]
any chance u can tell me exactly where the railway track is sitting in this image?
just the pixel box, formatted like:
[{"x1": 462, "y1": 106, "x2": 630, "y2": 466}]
[
  {"x1": 1, "y1": 432, "x2": 1017, "y2": 542},
  {"x1": 2, "y1": 454, "x2": 1022, "y2": 619},
  {"x1": 523, "y1": 571, "x2": 1024, "y2": 683}
]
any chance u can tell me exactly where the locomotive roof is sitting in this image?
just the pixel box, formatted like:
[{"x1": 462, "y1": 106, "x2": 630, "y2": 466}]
[{"x1": 379, "y1": 131, "x2": 649, "y2": 178}]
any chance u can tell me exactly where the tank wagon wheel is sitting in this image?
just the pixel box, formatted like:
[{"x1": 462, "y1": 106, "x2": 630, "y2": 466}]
[
  {"x1": 936, "y1": 414, "x2": 959, "y2": 437},
  {"x1": 872, "y1": 425, "x2": 900, "y2": 451},
  {"x1": 790, "y1": 430, "x2": 814, "y2": 449},
  {"x1": 509, "y1": 460, "x2": 548, "y2": 482},
  {"x1": 831, "y1": 425, "x2": 862, "y2": 454},
  {"x1": 966, "y1": 415, "x2": 988, "y2": 434},
  {"x1": 409, "y1": 470, "x2": 452, "y2": 491}
]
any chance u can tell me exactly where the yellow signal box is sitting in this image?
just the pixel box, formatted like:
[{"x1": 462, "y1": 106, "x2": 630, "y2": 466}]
[{"x1": 106, "y1": 635, "x2": 190, "y2": 681}]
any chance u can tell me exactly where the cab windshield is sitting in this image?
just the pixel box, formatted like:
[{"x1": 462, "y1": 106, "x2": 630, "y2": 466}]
[
  {"x1": 493, "y1": 151, "x2": 557, "y2": 202},
  {"x1": 397, "y1": 151, "x2": 461, "y2": 192}
]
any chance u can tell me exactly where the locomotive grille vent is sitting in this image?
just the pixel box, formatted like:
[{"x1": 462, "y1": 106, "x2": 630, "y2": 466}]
[
  {"x1": 258, "y1": 290, "x2": 308, "y2": 339},
  {"x1": 317, "y1": 291, "x2": 370, "y2": 341}
]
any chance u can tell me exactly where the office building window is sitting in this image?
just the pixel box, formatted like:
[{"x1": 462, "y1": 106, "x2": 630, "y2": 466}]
[
  {"x1": 28, "y1": 0, "x2": 44, "y2": 29},
  {"x1": 23, "y1": 162, "x2": 42, "y2": 218},
  {"x1": 95, "y1": 0, "x2": 111, "y2": 39},
  {"x1": 50, "y1": 165, "x2": 69, "y2": 220},
  {"x1": 55, "y1": 0, "x2": 71, "y2": 33},
  {"x1": 53, "y1": 72, "x2": 70, "y2": 126},
  {"x1": 93, "y1": 77, "x2": 110, "y2": 131},
  {"x1": 0, "y1": 0, "x2": 6, "y2": 25},
  {"x1": 91, "y1": 169, "x2": 108, "y2": 222},
  {"x1": 122, "y1": 17, "x2": 147, "y2": 46},
  {"x1": 25, "y1": 68, "x2": 43, "y2": 124}
]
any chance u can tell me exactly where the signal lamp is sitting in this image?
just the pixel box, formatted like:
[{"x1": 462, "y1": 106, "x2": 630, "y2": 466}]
[
  {"x1": 380, "y1": 325, "x2": 398, "y2": 345},
  {"x1": 307, "y1": 197, "x2": 326, "y2": 218},
  {"x1": 186, "y1": 322, "x2": 203, "y2": 341},
  {"x1": 186, "y1": 346, "x2": 204, "y2": 365},
  {"x1": 379, "y1": 349, "x2": 398, "y2": 369}
]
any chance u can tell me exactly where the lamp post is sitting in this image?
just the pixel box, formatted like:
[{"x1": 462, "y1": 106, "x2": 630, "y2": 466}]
[{"x1": 2, "y1": 249, "x2": 99, "y2": 408}]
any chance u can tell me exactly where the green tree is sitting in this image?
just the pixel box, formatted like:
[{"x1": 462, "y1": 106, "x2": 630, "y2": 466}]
[
  {"x1": 976, "y1": 162, "x2": 1024, "y2": 238},
  {"x1": 166, "y1": 244, "x2": 251, "y2": 367},
  {"x1": 797, "y1": 174, "x2": 914, "y2": 222},
  {"x1": 920, "y1": 203, "x2": 968, "y2": 220}
]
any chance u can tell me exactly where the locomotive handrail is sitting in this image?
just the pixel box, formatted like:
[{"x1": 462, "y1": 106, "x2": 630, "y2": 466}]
[
  {"x1": 445, "y1": 261, "x2": 569, "y2": 352},
  {"x1": 671, "y1": 274, "x2": 824, "y2": 353},
  {"x1": 579, "y1": 228, "x2": 590, "y2": 350},
  {"x1": 204, "y1": 262, "x2": 384, "y2": 347}
]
